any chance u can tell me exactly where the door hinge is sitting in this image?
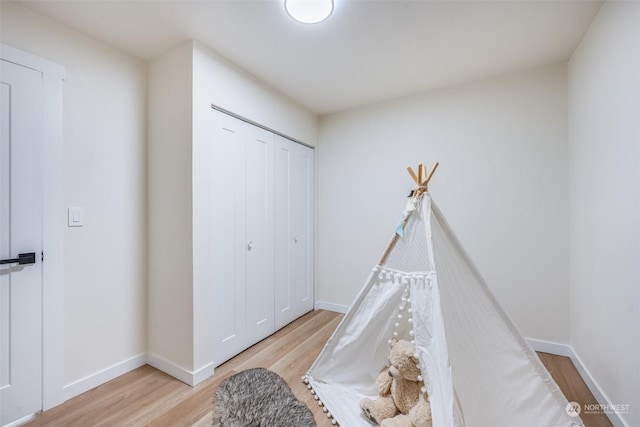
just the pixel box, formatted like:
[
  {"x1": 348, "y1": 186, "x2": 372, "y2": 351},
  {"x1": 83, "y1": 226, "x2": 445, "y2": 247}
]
[{"x1": 41, "y1": 251, "x2": 44, "y2": 262}]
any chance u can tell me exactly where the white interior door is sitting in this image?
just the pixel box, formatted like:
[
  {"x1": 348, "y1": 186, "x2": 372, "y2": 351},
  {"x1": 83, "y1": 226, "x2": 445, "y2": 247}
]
[
  {"x1": 245, "y1": 126, "x2": 274, "y2": 344},
  {"x1": 210, "y1": 110, "x2": 247, "y2": 367},
  {"x1": 1, "y1": 60, "x2": 44, "y2": 425},
  {"x1": 274, "y1": 138, "x2": 293, "y2": 328},
  {"x1": 275, "y1": 137, "x2": 314, "y2": 328},
  {"x1": 291, "y1": 143, "x2": 314, "y2": 318}
]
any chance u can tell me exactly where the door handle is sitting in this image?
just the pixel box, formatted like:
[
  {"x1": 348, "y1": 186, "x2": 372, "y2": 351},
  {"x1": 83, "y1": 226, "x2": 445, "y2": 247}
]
[{"x1": 0, "y1": 252, "x2": 36, "y2": 265}]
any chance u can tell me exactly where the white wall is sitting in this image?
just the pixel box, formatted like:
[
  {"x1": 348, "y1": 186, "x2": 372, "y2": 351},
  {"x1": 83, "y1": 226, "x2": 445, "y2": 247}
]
[
  {"x1": 568, "y1": 2, "x2": 640, "y2": 426},
  {"x1": 192, "y1": 42, "x2": 317, "y2": 146},
  {"x1": 1, "y1": 2, "x2": 147, "y2": 387},
  {"x1": 317, "y1": 63, "x2": 570, "y2": 343},
  {"x1": 147, "y1": 42, "x2": 194, "y2": 371}
]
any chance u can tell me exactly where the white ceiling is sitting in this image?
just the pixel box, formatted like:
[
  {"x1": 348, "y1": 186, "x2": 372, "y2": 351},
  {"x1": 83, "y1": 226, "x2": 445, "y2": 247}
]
[{"x1": 14, "y1": 0, "x2": 603, "y2": 115}]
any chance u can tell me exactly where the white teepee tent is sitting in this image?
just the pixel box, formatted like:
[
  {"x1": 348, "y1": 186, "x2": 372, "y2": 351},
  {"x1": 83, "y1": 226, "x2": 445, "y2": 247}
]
[{"x1": 305, "y1": 164, "x2": 582, "y2": 427}]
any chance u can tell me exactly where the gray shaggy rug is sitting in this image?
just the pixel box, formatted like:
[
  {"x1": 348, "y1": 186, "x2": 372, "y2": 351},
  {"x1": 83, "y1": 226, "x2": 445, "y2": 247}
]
[{"x1": 212, "y1": 368, "x2": 316, "y2": 427}]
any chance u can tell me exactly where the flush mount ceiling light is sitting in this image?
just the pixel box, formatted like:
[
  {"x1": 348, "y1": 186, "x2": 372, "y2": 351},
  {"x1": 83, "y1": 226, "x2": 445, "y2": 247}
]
[{"x1": 285, "y1": 0, "x2": 334, "y2": 24}]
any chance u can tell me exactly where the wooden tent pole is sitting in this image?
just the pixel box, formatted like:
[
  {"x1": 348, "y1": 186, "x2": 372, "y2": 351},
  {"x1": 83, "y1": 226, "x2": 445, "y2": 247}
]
[
  {"x1": 378, "y1": 214, "x2": 411, "y2": 266},
  {"x1": 407, "y1": 166, "x2": 419, "y2": 184},
  {"x1": 378, "y1": 162, "x2": 439, "y2": 266},
  {"x1": 423, "y1": 162, "x2": 439, "y2": 186}
]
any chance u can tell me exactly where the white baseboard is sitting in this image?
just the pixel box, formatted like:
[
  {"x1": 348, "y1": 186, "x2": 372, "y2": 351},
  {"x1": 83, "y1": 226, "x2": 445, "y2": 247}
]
[
  {"x1": 569, "y1": 350, "x2": 630, "y2": 427},
  {"x1": 526, "y1": 338, "x2": 628, "y2": 426},
  {"x1": 4, "y1": 413, "x2": 37, "y2": 427},
  {"x1": 315, "y1": 300, "x2": 349, "y2": 313},
  {"x1": 145, "y1": 352, "x2": 214, "y2": 387},
  {"x1": 62, "y1": 353, "x2": 146, "y2": 401},
  {"x1": 61, "y1": 352, "x2": 214, "y2": 405},
  {"x1": 526, "y1": 338, "x2": 574, "y2": 357},
  {"x1": 193, "y1": 362, "x2": 215, "y2": 386}
]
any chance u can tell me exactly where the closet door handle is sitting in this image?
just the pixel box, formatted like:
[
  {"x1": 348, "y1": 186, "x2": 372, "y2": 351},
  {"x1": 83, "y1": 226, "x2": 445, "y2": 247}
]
[
  {"x1": 247, "y1": 241, "x2": 253, "y2": 251},
  {"x1": 293, "y1": 235, "x2": 299, "y2": 244}
]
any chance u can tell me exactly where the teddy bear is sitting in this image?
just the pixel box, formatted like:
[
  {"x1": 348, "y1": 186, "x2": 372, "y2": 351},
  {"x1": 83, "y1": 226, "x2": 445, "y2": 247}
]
[{"x1": 360, "y1": 339, "x2": 432, "y2": 427}]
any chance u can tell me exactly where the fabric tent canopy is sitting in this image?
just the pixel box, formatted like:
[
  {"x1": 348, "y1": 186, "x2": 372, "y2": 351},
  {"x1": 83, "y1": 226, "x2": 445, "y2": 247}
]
[{"x1": 305, "y1": 165, "x2": 582, "y2": 427}]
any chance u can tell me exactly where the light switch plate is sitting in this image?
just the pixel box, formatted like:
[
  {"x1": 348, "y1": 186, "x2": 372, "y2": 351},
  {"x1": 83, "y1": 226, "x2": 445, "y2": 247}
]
[{"x1": 68, "y1": 207, "x2": 84, "y2": 227}]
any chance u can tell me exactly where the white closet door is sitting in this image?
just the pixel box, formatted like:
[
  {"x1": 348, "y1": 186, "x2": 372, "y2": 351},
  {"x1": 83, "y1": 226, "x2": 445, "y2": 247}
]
[
  {"x1": 274, "y1": 138, "x2": 293, "y2": 328},
  {"x1": 210, "y1": 109, "x2": 310, "y2": 364},
  {"x1": 244, "y1": 126, "x2": 275, "y2": 344},
  {"x1": 210, "y1": 110, "x2": 247, "y2": 366},
  {"x1": 275, "y1": 136, "x2": 314, "y2": 328},
  {"x1": 291, "y1": 142, "x2": 314, "y2": 319}
]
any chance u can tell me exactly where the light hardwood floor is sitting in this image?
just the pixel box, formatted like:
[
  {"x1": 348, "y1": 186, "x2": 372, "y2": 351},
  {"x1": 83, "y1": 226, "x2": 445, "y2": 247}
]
[{"x1": 25, "y1": 310, "x2": 612, "y2": 427}]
